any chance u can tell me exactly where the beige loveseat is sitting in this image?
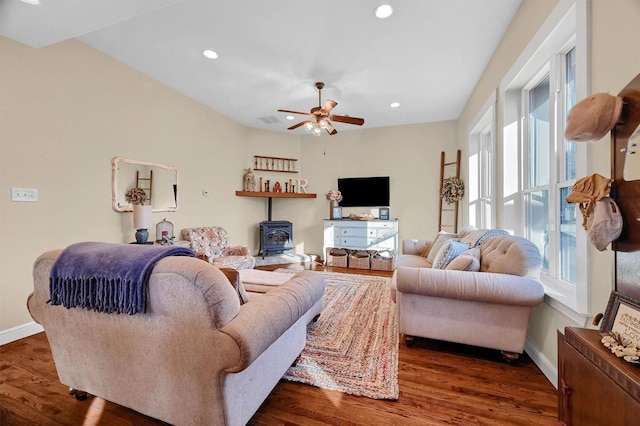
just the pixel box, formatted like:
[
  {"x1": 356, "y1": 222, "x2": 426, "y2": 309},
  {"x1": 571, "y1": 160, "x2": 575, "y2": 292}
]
[
  {"x1": 391, "y1": 228, "x2": 544, "y2": 361},
  {"x1": 28, "y1": 248, "x2": 324, "y2": 425}
]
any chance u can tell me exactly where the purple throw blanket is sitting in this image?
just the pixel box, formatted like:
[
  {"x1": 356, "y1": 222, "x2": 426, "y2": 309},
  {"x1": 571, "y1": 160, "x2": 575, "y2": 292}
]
[{"x1": 49, "y1": 242, "x2": 195, "y2": 315}]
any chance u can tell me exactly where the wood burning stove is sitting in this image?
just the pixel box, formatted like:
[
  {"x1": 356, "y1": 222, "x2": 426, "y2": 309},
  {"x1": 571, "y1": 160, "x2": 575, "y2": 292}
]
[{"x1": 259, "y1": 221, "x2": 293, "y2": 258}]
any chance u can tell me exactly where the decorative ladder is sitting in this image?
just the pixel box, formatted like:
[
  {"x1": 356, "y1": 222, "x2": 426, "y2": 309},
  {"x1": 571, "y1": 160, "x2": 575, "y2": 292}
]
[
  {"x1": 136, "y1": 170, "x2": 153, "y2": 204},
  {"x1": 438, "y1": 150, "x2": 461, "y2": 233}
]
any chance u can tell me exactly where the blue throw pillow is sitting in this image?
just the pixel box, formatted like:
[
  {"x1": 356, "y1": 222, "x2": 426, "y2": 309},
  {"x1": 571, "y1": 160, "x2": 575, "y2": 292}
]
[{"x1": 433, "y1": 240, "x2": 470, "y2": 269}]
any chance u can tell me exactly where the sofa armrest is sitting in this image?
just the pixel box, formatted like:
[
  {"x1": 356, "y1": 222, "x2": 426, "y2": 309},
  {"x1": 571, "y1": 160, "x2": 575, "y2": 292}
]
[
  {"x1": 220, "y1": 271, "x2": 325, "y2": 371},
  {"x1": 402, "y1": 239, "x2": 432, "y2": 256},
  {"x1": 395, "y1": 267, "x2": 544, "y2": 307}
]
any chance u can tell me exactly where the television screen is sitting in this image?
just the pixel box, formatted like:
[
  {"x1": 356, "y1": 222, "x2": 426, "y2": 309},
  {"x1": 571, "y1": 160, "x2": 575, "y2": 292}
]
[{"x1": 337, "y1": 176, "x2": 390, "y2": 207}]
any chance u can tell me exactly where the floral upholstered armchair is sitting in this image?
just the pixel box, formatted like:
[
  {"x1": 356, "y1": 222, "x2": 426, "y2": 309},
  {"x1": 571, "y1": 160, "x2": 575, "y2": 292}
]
[{"x1": 182, "y1": 226, "x2": 256, "y2": 270}]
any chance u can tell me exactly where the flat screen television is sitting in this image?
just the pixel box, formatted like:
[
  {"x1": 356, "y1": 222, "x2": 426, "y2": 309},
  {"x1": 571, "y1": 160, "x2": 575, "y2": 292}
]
[{"x1": 337, "y1": 176, "x2": 390, "y2": 207}]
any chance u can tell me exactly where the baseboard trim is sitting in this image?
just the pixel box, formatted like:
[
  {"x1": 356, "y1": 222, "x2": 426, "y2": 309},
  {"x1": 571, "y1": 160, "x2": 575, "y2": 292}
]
[
  {"x1": 525, "y1": 338, "x2": 557, "y2": 389},
  {"x1": 0, "y1": 322, "x2": 44, "y2": 346}
]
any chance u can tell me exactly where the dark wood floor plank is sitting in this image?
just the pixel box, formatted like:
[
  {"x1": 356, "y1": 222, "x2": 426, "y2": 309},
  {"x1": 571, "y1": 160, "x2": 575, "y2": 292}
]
[{"x1": 1, "y1": 264, "x2": 557, "y2": 425}]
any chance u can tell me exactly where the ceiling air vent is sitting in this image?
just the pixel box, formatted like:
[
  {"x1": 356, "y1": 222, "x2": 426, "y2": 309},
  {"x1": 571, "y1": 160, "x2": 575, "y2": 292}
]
[{"x1": 258, "y1": 116, "x2": 281, "y2": 124}]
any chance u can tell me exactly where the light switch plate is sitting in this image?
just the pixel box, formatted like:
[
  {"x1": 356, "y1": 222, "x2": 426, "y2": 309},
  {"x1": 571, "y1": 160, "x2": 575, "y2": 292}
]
[{"x1": 11, "y1": 187, "x2": 38, "y2": 202}]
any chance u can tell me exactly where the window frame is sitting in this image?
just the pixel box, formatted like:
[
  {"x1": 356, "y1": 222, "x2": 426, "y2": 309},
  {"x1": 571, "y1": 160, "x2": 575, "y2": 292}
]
[
  {"x1": 498, "y1": 0, "x2": 590, "y2": 322},
  {"x1": 467, "y1": 91, "x2": 497, "y2": 229}
]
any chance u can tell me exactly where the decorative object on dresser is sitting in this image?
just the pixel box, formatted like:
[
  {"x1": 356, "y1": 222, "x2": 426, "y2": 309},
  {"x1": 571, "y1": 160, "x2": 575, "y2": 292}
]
[
  {"x1": 599, "y1": 291, "x2": 640, "y2": 359},
  {"x1": 155, "y1": 218, "x2": 174, "y2": 244},
  {"x1": 379, "y1": 207, "x2": 390, "y2": 220},
  {"x1": 325, "y1": 188, "x2": 342, "y2": 219},
  {"x1": 331, "y1": 205, "x2": 342, "y2": 220}
]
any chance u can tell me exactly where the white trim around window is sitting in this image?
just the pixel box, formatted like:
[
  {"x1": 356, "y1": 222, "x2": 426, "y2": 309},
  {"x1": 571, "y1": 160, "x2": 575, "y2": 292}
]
[
  {"x1": 467, "y1": 90, "x2": 497, "y2": 229},
  {"x1": 498, "y1": 0, "x2": 590, "y2": 321}
]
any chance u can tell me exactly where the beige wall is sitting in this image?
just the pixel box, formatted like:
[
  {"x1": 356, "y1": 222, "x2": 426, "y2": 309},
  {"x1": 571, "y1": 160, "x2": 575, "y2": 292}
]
[
  {"x1": 0, "y1": 36, "x2": 457, "y2": 331},
  {"x1": 457, "y1": 0, "x2": 640, "y2": 374}
]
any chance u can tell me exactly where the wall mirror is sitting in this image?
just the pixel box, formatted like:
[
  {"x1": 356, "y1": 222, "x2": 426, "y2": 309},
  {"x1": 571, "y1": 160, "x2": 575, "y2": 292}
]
[{"x1": 111, "y1": 157, "x2": 178, "y2": 212}]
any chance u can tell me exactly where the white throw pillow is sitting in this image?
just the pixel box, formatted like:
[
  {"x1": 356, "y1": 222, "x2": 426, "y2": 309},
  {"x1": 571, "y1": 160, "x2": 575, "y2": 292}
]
[
  {"x1": 425, "y1": 232, "x2": 458, "y2": 264},
  {"x1": 445, "y1": 247, "x2": 481, "y2": 272},
  {"x1": 432, "y1": 240, "x2": 469, "y2": 269}
]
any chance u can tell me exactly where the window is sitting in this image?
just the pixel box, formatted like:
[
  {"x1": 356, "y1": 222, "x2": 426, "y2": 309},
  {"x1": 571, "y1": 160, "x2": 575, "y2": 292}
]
[
  {"x1": 524, "y1": 74, "x2": 551, "y2": 271},
  {"x1": 468, "y1": 97, "x2": 496, "y2": 229},
  {"x1": 499, "y1": 0, "x2": 589, "y2": 318}
]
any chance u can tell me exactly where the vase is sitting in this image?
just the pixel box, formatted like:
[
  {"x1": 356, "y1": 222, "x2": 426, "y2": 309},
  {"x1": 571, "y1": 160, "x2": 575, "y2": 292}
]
[
  {"x1": 330, "y1": 200, "x2": 341, "y2": 219},
  {"x1": 135, "y1": 228, "x2": 149, "y2": 244}
]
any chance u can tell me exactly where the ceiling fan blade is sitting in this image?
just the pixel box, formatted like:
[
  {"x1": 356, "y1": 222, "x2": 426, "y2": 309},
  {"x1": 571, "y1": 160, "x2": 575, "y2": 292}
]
[
  {"x1": 323, "y1": 99, "x2": 337, "y2": 114},
  {"x1": 330, "y1": 115, "x2": 365, "y2": 126},
  {"x1": 326, "y1": 122, "x2": 337, "y2": 135},
  {"x1": 278, "y1": 109, "x2": 310, "y2": 115},
  {"x1": 288, "y1": 120, "x2": 312, "y2": 130}
]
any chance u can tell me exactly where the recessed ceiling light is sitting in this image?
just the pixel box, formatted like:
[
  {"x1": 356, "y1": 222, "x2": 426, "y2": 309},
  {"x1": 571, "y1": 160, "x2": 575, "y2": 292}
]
[
  {"x1": 286, "y1": 115, "x2": 295, "y2": 120},
  {"x1": 375, "y1": 5, "x2": 393, "y2": 19},
  {"x1": 20, "y1": 0, "x2": 40, "y2": 4},
  {"x1": 202, "y1": 50, "x2": 218, "y2": 59},
  {"x1": 390, "y1": 102, "x2": 400, "y2": 108}
]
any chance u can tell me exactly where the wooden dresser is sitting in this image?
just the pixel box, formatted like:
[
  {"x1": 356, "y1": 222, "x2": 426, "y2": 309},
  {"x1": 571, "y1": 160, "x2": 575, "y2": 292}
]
[{"x1": 557, "y1": 327, "x2": 640, "y2": 425}]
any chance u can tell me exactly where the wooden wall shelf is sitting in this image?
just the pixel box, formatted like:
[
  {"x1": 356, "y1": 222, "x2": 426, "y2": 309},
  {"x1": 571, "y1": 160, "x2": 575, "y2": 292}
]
[
  {"x1": 236, "y1": 191, "x2": 316, "y2": 221},
  {"x1": 235, "y1": 191, "x2": 316, "y2": 199}
]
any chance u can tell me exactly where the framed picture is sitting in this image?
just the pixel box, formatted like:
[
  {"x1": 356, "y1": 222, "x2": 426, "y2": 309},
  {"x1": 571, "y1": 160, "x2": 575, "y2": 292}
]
[
  {"x1": 600, "y1": 291, "x2": 640, "y2": 347},
  {"x1": 331, "y1": 206, "x2": 342, "y2": 220},
  {"x1": 379, "y1": 207, "x2": 390, "y2": 220}
]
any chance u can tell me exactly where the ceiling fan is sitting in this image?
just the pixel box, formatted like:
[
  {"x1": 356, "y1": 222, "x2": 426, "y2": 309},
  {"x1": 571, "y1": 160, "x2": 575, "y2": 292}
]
[{"x1": 278, "y1": 82, "x2": 365, "y2": 135}]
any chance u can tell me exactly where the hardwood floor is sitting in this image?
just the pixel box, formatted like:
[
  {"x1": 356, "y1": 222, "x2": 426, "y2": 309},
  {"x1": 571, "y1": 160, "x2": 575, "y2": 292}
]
[{"x1": 1, "y1": 264, "x2": 558, "y2": 425}]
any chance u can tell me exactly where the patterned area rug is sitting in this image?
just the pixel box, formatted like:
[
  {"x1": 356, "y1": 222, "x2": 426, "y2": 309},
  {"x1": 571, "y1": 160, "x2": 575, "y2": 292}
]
[{"x1": 276, "y1": 269, "x2": 399, "y2": 400}]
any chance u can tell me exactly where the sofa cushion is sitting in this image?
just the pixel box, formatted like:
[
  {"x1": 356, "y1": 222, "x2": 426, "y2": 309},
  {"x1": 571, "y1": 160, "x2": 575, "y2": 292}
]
[
  {"x1": 425, "y1": 232, "x2": 459, "y2": 263},
  {"x1": 396, "y1": 254, "x2": 432, "y2": 269},
  {"x1": 432, "y1": 240, "x2": 469, "y2": 269},
  {"x1": 445, "y1": 247, "x2": 481, "y2": 272}
]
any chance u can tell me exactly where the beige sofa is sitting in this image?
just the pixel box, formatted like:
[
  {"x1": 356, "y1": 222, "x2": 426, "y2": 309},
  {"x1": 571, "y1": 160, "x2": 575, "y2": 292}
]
[
  {"x1": 28, "y1": 249, "x2": 324, "y2": 426},
  {"x1": 391, "y1": 229, "x2": 544, "y2": 361}
]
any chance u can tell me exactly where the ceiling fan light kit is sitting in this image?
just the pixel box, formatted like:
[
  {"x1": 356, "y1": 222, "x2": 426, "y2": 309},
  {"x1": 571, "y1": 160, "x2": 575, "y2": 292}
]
[{"x1": 277, "y1": 82, "x2": 365, "y2": 136}]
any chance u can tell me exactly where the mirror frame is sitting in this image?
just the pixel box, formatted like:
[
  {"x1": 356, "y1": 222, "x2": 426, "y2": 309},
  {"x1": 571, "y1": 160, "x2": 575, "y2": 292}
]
[{"x1": 111, "y1": 156, "x2": 179, "y2": 213}]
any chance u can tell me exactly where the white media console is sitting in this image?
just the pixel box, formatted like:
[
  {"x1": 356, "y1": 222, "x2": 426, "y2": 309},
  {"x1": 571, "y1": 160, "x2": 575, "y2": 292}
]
[{"x1": 323, "y1": 219, "x2": 399, "y2": 260}]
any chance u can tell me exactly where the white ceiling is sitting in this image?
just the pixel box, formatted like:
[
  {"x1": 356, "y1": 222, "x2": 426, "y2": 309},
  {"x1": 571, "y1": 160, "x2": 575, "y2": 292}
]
[{"x1": 1, "y1": 0, "x2": 522, "y2": 135}]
